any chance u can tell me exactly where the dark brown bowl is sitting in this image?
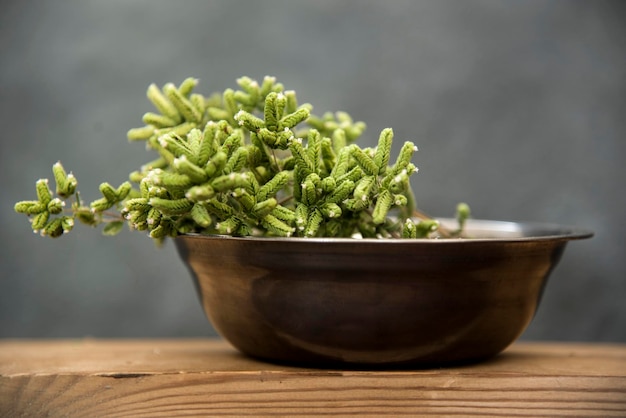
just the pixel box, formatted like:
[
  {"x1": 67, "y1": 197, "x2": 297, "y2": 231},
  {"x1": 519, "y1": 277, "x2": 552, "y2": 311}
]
[{"x1": 175, "y1": 219, "x2": 592, "y2": 367}]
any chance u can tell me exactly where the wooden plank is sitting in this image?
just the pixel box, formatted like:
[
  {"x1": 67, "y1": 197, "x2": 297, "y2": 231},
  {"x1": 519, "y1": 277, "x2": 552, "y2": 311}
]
[{"x1": 1, "y1": 339, "x2": 625, "y2": 417}]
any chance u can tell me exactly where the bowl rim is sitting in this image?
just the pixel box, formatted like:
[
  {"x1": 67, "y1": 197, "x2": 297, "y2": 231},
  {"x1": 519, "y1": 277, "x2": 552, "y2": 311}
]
[{"x1": 178, "y1": 218, "x2": 594, "y2": 244}]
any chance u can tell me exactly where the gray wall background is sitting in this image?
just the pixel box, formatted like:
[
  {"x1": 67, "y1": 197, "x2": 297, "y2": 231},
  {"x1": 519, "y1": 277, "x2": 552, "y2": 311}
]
[{"x1": 1, "y1": 0, "x2": 624, "y2": 341}]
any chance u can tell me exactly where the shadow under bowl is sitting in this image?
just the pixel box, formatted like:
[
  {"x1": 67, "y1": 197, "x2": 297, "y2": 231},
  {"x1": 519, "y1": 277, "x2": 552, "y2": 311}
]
[{"x1": 175, "y1": 218, "x2": 592, "y2": 368}]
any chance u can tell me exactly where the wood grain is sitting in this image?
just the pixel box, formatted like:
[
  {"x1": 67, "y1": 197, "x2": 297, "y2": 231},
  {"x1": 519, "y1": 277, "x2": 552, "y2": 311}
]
[{"x1": 1, "y1": 339, "x2": 625, "y2": 417}]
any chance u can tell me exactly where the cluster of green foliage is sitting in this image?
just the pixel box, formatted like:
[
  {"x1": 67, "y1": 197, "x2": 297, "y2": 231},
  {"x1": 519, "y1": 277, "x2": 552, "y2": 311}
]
[{"x1": 15, "y1": 76, "x2": 470, "y2": 243}]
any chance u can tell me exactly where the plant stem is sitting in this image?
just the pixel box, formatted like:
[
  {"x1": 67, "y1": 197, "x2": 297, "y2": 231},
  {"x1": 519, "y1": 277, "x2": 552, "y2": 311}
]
[{"x1": 412, "y1": 209, "x2": 454, "y2": 238}]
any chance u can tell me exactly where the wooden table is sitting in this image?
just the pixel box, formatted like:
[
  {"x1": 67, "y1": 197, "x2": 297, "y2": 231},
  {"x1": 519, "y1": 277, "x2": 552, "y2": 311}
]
[{"x1": 1, "y1": 339, "x2": 625, "y2": 417}]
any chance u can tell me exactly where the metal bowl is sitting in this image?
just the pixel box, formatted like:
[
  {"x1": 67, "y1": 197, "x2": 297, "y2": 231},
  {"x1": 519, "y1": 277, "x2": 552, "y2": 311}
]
[{"x1": 175, "y1": 219, "x2": 592, "y2": 367}]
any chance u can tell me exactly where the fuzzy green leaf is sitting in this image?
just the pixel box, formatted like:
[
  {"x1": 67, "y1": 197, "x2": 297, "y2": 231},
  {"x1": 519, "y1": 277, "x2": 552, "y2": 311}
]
[
  {"x1": 102, "y1": 221, "x2": 125, "y2": 236},
  {"x1": 52, "y1": 162, "x2": 77, "y2": 197},
  {"x1": 279, "y1": 107, "x2": 310, "y2": 130},
  {"x1": 373, "y1": 128, "x2": 393, "y2": 175},
  {"x1": 197, "y1": 122, "x2": 218, "y2": 166},
  {"x1": 185, "y1": 184, "x2": 215, "y2": 202},
  {"x1": 90, "y1": 197, "x2": 114, "y2": 212},
  {"x1": 295, "y1": 203, "x2": 309, "y2": 232},
  {"x1": 217, "y1": 216, "x2": 241, "y2": 235},
  {"x1": 173, "y1": 156, "x2": 208, "y2": 183},
  {"x1": 42, "y1": 218, "x2": 64, "y2": 238},
  {"x1": 393, "y1": 194, "x2": 408, "y2": 207},
  {"x1": 222, "y1": 88, "x2": 238, "y2": 117},
  {"x1": 36, "y1": 179, "x2": 52, "y2": 206},
  {"x1": 354, "y1": 176, "x2": 376, "y2": 201},
  {"x1": 156, "y1": 171, "x2": 193, "y2": 189},
  {"x1": 257, "y1": 171, "x2": 290, "y2": 202},
  {"x1": 127, "y1": 125, "x2": 156, "y2": 141},
  {"x1": 301, "y1": 177, "x2": 318, "y2": 206},
  {"x1": 331, "y1": 129, "x2": 347, "y2": 155},
  {"x1": 330, "y1": 147, "x2": 350, "y2": 180},
  {"x1": 325, "y1": 179, "x2": 354, "y2": 205},
  {"x1": 142, "y1": 112, "x2": 177, "y2": 129},
  {"x1": 15, "y1": 201, "x2": 46, "y2": 215},
  {"x1": 252, "y1": 198, "x2": 278, "y2": 219},
  {"x1": 158, "y1": 133, "x2": 195, "y2": 161},
  {"x1": 416, "y1": 219, "x2": 439, "y2": 238},
  {"x1": 284, "y1": 90, "x2": 298, "y2": 114},
  {"x1": 224, "y1": 147, "x2": 248, "y2": 174},
  {"x1": 263, "y1": 92, "x2": 279, "y2": 131},
  {"x1": 270, "y1": 205, "x2": 296, "y2": 223},
  {"x1": 61, "y1": 216, "x2": 75, "y2": 233},
  {"x1": 163, "y1": 83, "x2": 202, "y2": 123},
  {"x1": 124, "y1": 198, "x2": 150, "y2": 212},
  {"x1": 190, "y1": 94, "x2": 205, "y2": 116},
  {"x1": 47, "y1": 198, "x2": 65, "y2": 215},
  {"x1": 31, "y1": 211, "x2": 50, "y2": 231},
  {"x1": 304, "y1": 208, "x2": 323, "y2": 237},
  {"x1": 205, "y1": 198, "x2": 234, "y2": 218},
  {"x1": 116, "y1": 182, "x2": 132, "y2": 201},
  {"x1": 320, "y1": 202, "x2": 342, "y2": 219},
  {"x1": 149, "y1": 197, "x2": 193, "y2": 216},
  {"x1": 146, "y1": 83, "x2": 181, "y2": 122},
  {"x1": 289, "y1": 138, "x2": 314, "y2": 177},
  {"x1": 402, "y1": 219, "x2": 417, "y2": 238},
  {"x1": 456, "y1": 202, "x2": 471, "y2": 232},
  {"x1": 99, "y1": 182, "x2": 119, "y2": 203},
  {"x1": 205, "y1": 151, "x2": 227, "y2": 177},
  {"x1": 178, "y1": 77, "x2": 198, "y2": 97},
  {"x1": 190, "y1": 203, "x2": 212, "y2": 228},
  {"x1": 260, "y1": 214, "x2": 294, "y2": 237},
  {"x1": 320, "y1": 176, "x2": 336, "y2": 193},
  {"x1": 211, "y1": 173, "x2": 251, "y2": 192},
  {"x1": 349, "y1": 145, "x2": 378, "y2": 176},
  {"x1": 392, "y1": 141, "x2": 418, "y2": 175},
  {"x1": 372, "y1": 189, "x2": 393, "y2": 225},
  {"x1": 149, "y1": 219, "x2": 175, "y2": 239}
]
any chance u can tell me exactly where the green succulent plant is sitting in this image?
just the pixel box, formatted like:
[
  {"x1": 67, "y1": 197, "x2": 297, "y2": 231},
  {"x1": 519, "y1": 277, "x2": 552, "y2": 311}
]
[{"x1": 15, "y1": 76, "x2": 470, "y2": 243}]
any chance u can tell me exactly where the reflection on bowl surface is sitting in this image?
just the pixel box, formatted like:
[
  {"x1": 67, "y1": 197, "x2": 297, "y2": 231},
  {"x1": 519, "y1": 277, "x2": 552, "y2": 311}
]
[{"x1": 175, "y1": 219, "x2": 592, "y2": 367}]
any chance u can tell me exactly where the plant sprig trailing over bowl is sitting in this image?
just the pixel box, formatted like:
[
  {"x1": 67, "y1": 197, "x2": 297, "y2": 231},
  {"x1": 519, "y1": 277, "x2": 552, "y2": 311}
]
[{"x1": 15, "y1": 76, "x2": 470, "y2": 242}]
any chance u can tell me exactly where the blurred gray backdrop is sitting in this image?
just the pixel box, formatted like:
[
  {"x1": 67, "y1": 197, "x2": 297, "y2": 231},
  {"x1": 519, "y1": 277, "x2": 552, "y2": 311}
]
[{"x1": 1, "y1": 0, "x2": 624, "y2": 341}]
